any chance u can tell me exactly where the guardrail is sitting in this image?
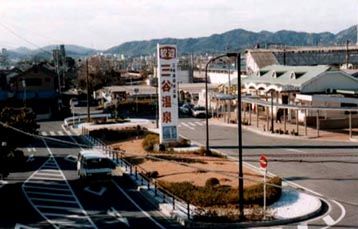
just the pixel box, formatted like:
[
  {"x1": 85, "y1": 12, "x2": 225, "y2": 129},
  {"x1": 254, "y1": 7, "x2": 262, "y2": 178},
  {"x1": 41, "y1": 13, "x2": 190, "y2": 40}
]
[
  {"x1": 82, "y1": 131, "x2": 193, "y2": 221},
  {"x1": 64, "y1": 113, "x2": 112, "y2": 127}
]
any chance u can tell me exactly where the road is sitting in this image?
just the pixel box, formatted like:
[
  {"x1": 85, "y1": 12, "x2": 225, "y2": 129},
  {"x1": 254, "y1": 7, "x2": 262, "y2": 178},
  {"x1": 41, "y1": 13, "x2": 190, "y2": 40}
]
[
  {"x1": 0, "y1": 120, "x2": 179, "y2": 229},
  {"x1": 178, "y1": 118, "x2": 358, "y2": 228}
]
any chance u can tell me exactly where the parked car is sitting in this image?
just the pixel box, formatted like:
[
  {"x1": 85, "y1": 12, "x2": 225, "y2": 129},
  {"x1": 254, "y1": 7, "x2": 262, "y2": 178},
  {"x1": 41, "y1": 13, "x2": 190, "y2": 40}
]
[
  {"x1": 179, "y1": 103, "x2": 194, "y2": 115},
  {"x1": 191, "y1": 106, "x2": 207, "y2": 118}
]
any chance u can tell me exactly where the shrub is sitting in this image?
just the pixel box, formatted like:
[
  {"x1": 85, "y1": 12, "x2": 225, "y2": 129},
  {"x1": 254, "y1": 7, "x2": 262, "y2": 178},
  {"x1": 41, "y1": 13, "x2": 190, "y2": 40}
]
[
  {"x1": 145, "y1": 171, "x2": 159, "y2": 179},
  {"x1": 159, "y1": 176, "x2": 282, "y2": 208},
  {"x1": 142, "y1": 134, "x2": 159, "y2": 151},
  {"x1": 90, "y1": 127, "x2": 145, "y2": 142},
  {"x1": 205, "y1": 177, "x2": 220, "y2": 188}
]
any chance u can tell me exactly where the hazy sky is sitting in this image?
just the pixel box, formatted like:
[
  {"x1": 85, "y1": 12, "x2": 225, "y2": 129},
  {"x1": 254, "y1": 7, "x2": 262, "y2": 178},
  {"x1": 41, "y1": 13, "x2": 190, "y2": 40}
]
[{"x1": 0, "y1": 0, "x2": 357, "y2": 50}]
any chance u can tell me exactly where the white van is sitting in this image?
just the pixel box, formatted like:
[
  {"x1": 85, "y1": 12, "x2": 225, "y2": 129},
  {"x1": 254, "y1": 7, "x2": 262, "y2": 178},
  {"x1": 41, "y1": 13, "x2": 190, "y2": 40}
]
[{"x1": 77, "y1": 150, "x2": 116, "y2": 181}]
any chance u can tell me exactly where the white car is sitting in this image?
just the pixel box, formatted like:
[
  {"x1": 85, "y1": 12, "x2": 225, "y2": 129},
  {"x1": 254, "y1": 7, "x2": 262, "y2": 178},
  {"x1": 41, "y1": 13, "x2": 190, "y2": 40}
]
[
  {"x1": 191, "y1": 106, "x2": 207, "y2": 118},
  {"x1": 77, "y1": 150, "x2": 116, "y2": 182}
]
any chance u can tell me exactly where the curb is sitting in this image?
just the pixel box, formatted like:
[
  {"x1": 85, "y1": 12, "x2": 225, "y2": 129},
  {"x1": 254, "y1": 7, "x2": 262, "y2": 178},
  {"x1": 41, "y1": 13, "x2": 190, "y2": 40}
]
[{"x1": 211, "y1": 120, "x2": 353, "y2": 143}]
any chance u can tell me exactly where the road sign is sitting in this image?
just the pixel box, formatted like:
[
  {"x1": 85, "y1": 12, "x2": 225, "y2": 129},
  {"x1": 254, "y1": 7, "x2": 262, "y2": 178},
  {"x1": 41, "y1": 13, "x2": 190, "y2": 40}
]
[{"x1": 259, "y1": 154, "x2": 268, "y2": 169}]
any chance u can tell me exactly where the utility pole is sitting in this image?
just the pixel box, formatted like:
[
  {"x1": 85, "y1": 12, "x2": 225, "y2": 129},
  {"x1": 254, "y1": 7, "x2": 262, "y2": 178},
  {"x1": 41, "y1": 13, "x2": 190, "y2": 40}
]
[
  {"x1": 86, "y1": 58, "x2": 90, "y2": 122},
  {"x1": 346, "y1": 40, "x2": 350, "y2": 68}
]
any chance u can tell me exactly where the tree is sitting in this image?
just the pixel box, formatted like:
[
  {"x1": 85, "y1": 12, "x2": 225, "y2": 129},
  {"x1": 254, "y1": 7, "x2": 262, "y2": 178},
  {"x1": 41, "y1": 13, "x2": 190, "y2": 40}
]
[{"x1": 0, "y1": 107, "x2": 39, "y2": 178}]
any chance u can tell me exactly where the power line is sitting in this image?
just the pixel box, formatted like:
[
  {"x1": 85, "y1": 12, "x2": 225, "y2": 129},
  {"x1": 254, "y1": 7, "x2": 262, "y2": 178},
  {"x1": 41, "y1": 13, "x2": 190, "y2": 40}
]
[{"x1": 0, "y1": 21, "x2": 53, "y2": 55}]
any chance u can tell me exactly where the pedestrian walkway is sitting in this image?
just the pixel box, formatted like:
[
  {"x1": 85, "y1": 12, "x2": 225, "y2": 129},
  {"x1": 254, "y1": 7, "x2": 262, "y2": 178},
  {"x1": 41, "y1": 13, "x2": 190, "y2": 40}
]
[
  {"x1": 178, "y1": 120, "x2": 205, "y2": 130},
  {"x1": 40, "y1": 130, "x2": 66, "y2": 137},
  {"x1": 211, "y1": 112, "x2": 358, "y2": 142},
  {"x1": 22, "y1": 157, "x2": 96, "y2": 228}
]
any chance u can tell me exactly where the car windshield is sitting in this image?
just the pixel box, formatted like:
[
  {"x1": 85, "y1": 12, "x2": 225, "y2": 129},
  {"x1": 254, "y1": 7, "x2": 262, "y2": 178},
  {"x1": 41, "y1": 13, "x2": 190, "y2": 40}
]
[{"x1": 84, "y1": 157, "x2": 114, "y2": 169}]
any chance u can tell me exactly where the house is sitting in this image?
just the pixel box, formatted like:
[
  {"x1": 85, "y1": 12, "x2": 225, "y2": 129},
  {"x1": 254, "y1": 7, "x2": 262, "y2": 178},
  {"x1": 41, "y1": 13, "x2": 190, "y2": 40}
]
[{"x1": 9, "y1": 64, "x2": 59, "y2": 119}]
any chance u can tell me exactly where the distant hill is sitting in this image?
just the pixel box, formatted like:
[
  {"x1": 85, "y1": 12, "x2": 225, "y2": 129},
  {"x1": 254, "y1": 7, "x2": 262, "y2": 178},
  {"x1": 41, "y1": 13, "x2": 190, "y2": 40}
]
[
  {"x1": 105, "y1": 25, "x2": 357, "y2": 56},
  {"x1": 6, "y1": 25, "x2": 358, "y2": 59},
  {"x1": 8, "y1": 44, "x2": 98, "y2": 60}
]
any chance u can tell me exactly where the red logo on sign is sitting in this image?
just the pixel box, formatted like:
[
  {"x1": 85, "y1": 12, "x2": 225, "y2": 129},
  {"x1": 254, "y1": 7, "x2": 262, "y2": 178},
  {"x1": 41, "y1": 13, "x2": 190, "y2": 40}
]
[
  {"x1": 159, "y1": 46, "x2": 176, "y2": 60},
  {"x1": 259, "y1": 154, "x2": 268, "y2": 169}
]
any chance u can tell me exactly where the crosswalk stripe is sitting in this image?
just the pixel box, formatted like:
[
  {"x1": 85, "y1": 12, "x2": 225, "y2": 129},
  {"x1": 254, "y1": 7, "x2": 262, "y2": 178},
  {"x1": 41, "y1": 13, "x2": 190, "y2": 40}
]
[
  {"x1": 57, "y1": 131, "x2": 64, "y2": 136},
  {"x1": 195, "y1": 121, "x2": 204, "y2": 126},
  {"x1": 181, "y1": 122, "x2": 195, "y2": 130},
  {"x1": 24, "y1": 185, "x2": 71, "y2": 192},
  {"x1": 27, "y1": 191, "x2": 73, "y2": 198},
  {"x1": 31, "y1": 197, "x2": 77, "y2": 203},
  {"x1": 41, "y1": 131, "x2": 48, "y2": 136},
  {"x1": 49, "y1": 131, "x2": 56, "y2": 136},
  {"x1": 323, "y1": 215, "x2": 335, "y2": 226},
  {"x1": 297, "y1": 225, "x2": 308, "y2": 229},
  {"x1": 188, "y1": 122, "x2": 197, "y2": 127}
]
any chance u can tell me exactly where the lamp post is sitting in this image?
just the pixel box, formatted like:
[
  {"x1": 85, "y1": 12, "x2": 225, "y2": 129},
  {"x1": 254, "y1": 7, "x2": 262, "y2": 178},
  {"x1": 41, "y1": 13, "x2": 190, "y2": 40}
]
[
  {"x1": 205, "y1": 53, "x2": 244, "y2": 219},
  {"x1": 205, "y1": 54, "x2": 229, "y2": 153}
]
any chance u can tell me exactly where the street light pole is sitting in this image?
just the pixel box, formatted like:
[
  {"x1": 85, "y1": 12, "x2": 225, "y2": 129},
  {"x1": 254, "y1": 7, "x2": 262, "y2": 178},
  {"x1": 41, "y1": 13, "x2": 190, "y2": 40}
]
[
  {"x1": 236, "y1": 53, "x2": 244, "y2": 220},
  {"x1": 205, "y1": 54, "x2": 227, "y2": 153},
  {"x1": 204, "y1": 52, "x2": 244, "y2": 219}
]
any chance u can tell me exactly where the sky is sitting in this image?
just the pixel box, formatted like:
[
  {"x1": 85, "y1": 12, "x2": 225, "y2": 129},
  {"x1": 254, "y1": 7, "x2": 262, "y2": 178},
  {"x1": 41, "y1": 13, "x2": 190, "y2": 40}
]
[{"x1": 0, "y1": 0, "x2": 357, "y2": 50}]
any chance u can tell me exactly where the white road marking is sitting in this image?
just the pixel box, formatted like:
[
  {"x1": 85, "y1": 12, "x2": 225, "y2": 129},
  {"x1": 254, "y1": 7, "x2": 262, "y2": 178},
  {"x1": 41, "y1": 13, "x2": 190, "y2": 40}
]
[
  {"x1": 187, "y1": 122, "x2": 197, "y2": 127},
  {"x1": 49, "y1": 131, "x2": 56, "y2": 136},
  {"x1": 298, "y1": 224, "x2": 308, "y2": 229},
  {"x1": 49, "y1": 220, "x2": 93, "y2": 228},
  {"x1": 57, "y1": 131, "x2": 65, "y2": 136},
  {"x1": 36, "y1": 205, "x2": 80, "y2": 211},
  {"x1": 286, "y1": 148, "x2": 306, "y2": 153},
  {"x1": 41, "y1": 131, "x2": 48, "y2": 136},
  {"x1": 195, "y1": 121, "x2": 204, "y2": 126},
  {"x1": 14, "y1": 223, "x2": 38, "y2": 229},
  {"x1": 181, "y1": 122, "x2": 195, "y2": 130},
  {"x1": 32, "y1": 147, "x2": 36, "y2": 152},
  {"x1": 44, "y1": 213, "x2": 87, "y2": 219},
  {"x1": 0, "y1": 180, "x2": 8, "y2": 189},
  {"x1": 22, "y1": 139, "x2": 97, "y2": 229},
  {"x1": 323, "y1": 215, "x2": 335, "y2": 226},
  {"x1": 27, "y1": 148, "x2": 32, "y2": 152},
  {"x1": 84, "y1": 186, "x2": 107, "y2": 196},
  {"x1": 107, "y1": 207, "x2": 129, "y2": 227},
  {"x1": 178, "y1": 124, "x2": 182, "y2": 128},
  {"x1": 112, "y1": 180, "x2": 165, "y2": 229},
  {"x1": 31, "y1": 197, "x2": 77, "y2": 204},
  {"x1": 26, "y1": 191, "x2": 73, "y2": 198},
  {"x1": 31, "y1": 176, "x2": 64, "y2": 181},
  {"x1": 35, "y1": 172, "x2": 62, "y2": 177}
]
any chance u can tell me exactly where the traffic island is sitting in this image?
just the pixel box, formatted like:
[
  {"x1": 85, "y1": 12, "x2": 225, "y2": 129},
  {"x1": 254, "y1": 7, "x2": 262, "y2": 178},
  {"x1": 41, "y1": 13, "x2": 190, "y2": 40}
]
[{"x1": 81, "y1": 125, "x2": 325, "y2": 227}]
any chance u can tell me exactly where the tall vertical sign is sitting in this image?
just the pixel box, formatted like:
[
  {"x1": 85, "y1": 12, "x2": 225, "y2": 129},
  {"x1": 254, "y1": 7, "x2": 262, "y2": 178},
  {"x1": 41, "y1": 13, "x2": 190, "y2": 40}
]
[{"x1": 157, "y1": 44, "x2": 179, "y2": 144}]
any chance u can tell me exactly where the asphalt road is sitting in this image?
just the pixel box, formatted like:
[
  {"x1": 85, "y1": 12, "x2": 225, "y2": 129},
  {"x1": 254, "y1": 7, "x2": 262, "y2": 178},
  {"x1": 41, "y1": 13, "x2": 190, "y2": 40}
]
[
  {"x1": 178, "y1": 117, "x2": 358, "y2": 228},
  {"x1": 0, "y1": 120, "x2": 179, "y2": 229}
]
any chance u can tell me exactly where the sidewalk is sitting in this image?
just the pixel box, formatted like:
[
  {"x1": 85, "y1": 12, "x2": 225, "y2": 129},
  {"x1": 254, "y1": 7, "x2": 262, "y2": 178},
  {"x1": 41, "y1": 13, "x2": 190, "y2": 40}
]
[{"x1": 211, "y1": 113, "x2": 358, "y2": 142}]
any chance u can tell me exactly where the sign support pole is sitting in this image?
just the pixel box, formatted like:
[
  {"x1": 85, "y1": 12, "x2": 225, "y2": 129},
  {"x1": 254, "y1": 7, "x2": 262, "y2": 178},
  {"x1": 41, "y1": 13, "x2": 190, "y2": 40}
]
[{"x1": 263, "y1": 168, "x2": 267, "y2": 220}]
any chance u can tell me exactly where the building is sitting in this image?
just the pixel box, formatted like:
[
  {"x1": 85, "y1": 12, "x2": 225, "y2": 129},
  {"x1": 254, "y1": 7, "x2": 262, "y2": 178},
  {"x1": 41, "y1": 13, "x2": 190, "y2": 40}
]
[
  {"x1": 246, "y1": 45, "x2": 358, "y2": 74},
  {"x1": 241, "y1": 65, "x2": 358, "y2": 129},
  {"x1": 8, "y1": 64, "x2": 59, "y2": 119}
]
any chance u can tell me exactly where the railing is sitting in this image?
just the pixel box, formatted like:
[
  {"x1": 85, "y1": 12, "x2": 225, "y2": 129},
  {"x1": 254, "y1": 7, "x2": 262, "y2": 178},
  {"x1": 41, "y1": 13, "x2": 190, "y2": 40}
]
[
  {"x1": 64, "y1": 113, "x2": 112, "y2": 127},
  {"x1": 83, "y1": 131, "x2": 193, "y2": 221}
]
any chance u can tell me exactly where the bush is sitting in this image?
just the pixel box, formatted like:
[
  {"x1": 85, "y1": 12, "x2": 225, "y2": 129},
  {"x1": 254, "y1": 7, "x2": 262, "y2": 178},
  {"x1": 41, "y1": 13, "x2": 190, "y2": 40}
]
[
  {"x1": 159, "y1": 176, "x2": 282, "y2": 208},
  {"x1": 90, "y1": 127, "x2": 145, "y2": 142},
  {"x1": 142, "y1": 134, "x2": 159, "y2": 151},
  {"x1": 145, "y1": 171, "x2": 159, "y2": 179},
  {"x1": 205, "y1": 178, "x2": 220, "y2": 188}
]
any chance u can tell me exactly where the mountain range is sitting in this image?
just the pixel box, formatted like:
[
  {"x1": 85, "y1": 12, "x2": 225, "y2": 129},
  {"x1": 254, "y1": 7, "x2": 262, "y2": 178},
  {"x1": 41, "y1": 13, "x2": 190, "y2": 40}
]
[{"x1": 7, "y1": 25, "x2": 358, "y2": 59}]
